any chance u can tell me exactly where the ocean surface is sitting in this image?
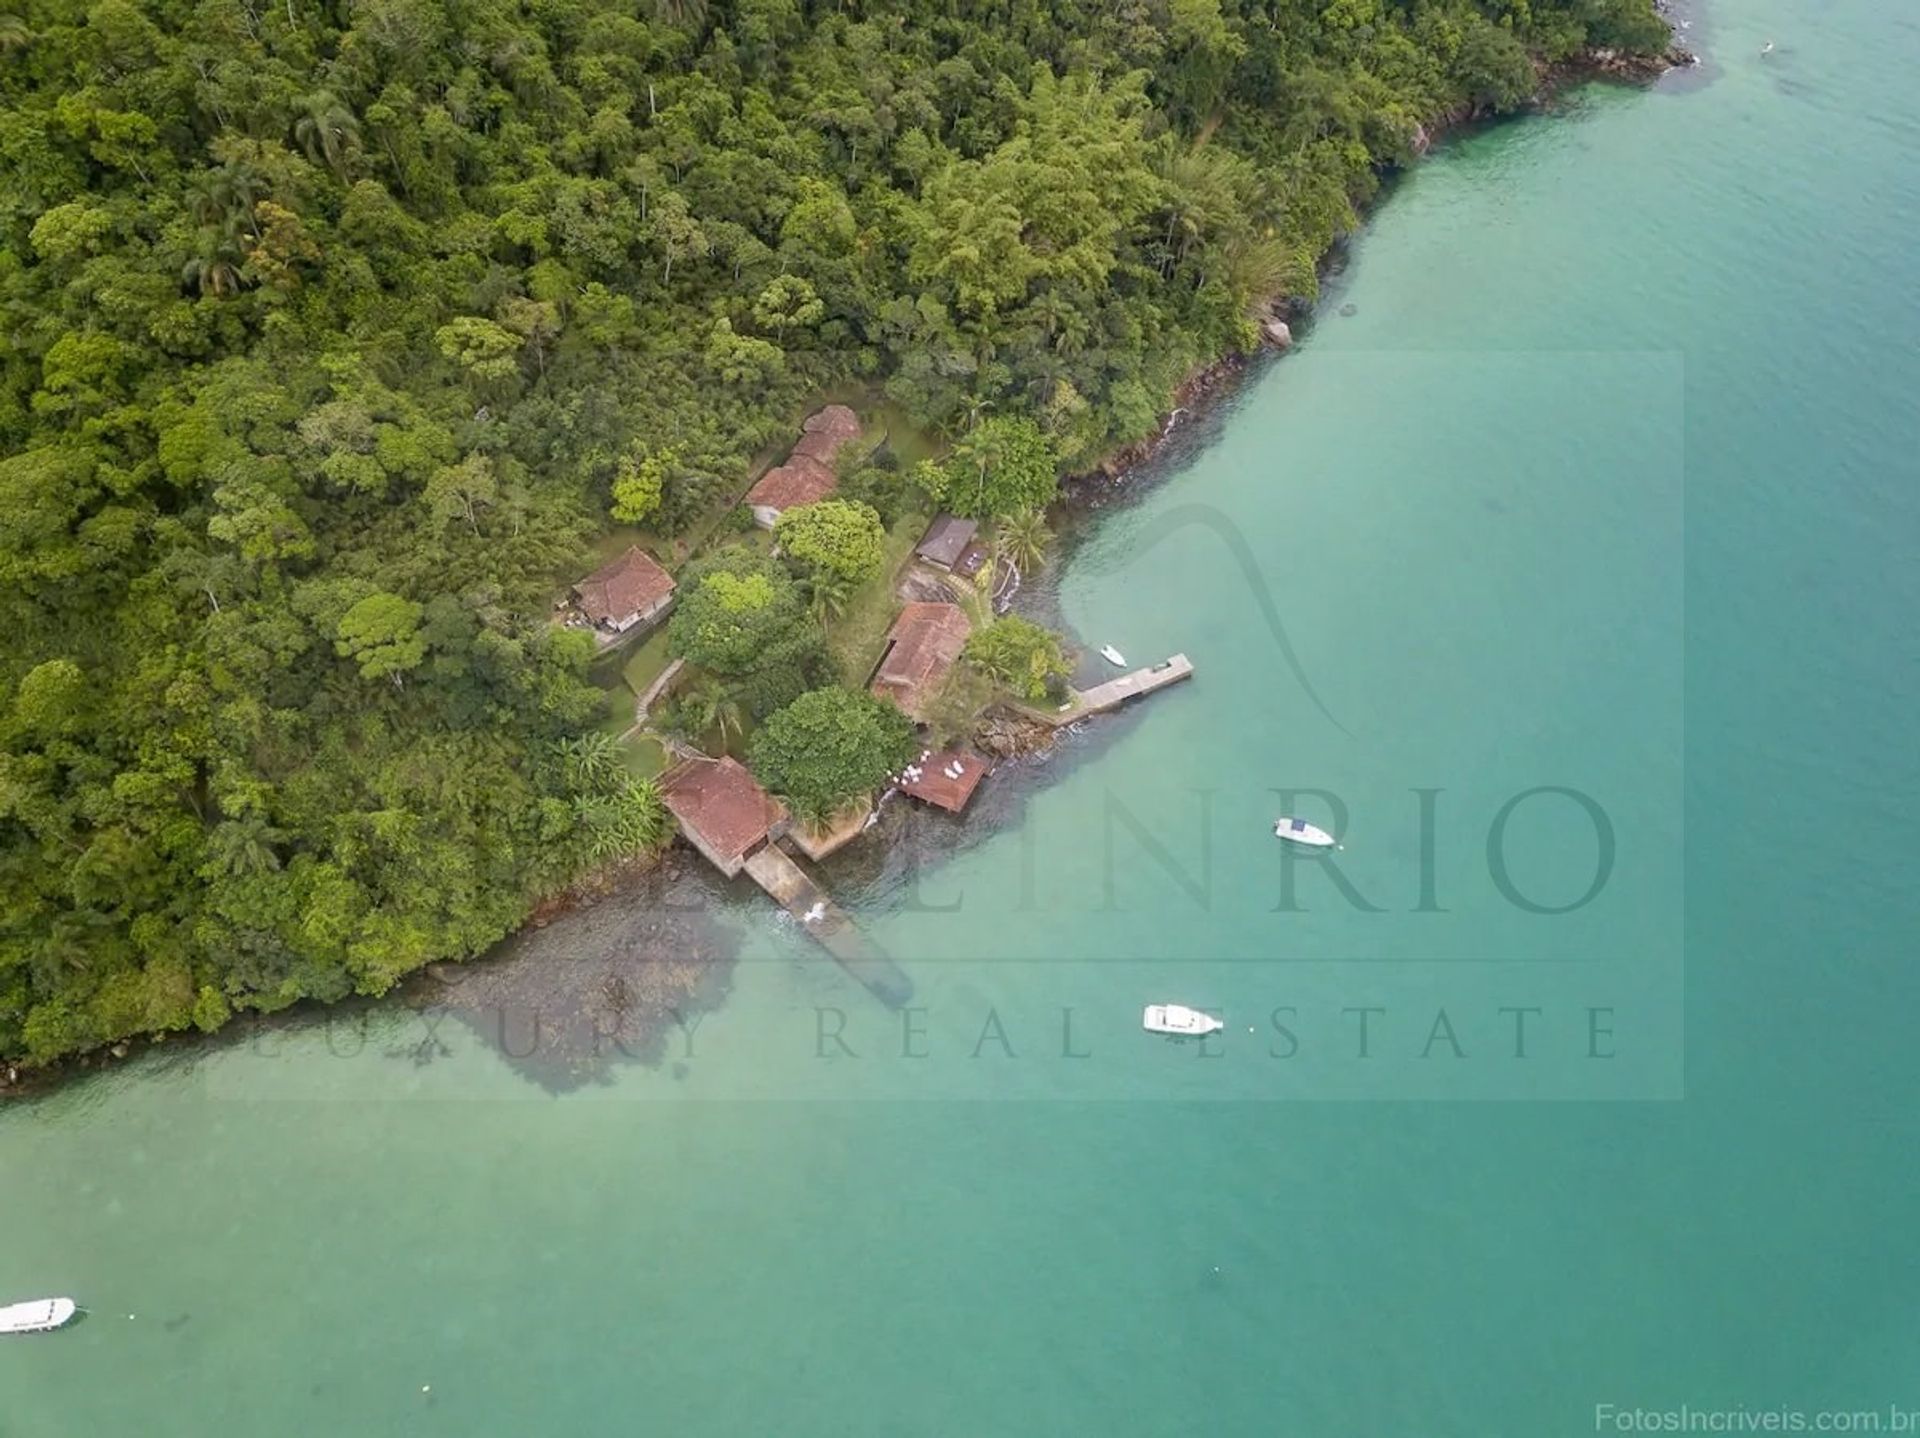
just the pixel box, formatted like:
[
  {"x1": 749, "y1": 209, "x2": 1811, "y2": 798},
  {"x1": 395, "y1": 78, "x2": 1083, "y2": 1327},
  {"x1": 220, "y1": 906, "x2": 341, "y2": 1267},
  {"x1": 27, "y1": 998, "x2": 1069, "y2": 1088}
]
[{"x1": 7, "y1": 1, "x2": 1920, "y2": 1431}]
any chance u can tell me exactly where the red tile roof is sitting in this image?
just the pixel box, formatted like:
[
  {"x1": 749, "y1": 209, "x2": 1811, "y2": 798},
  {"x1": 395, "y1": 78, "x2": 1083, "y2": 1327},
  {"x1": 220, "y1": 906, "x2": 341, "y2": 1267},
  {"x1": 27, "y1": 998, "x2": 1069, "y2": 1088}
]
[
  {"x1": 573, "y1": 546, "x2": 675, "y2": 626},
  {"x1": 802, "y1": 404, "x2": 861, "y2": 441},
  {"x1": 659, "y1": 756, "x2": 786, "y2": 867},
  {"x1": 746, "y1": 456, "x2": 836, "y2": 514},
  {"x1": 899, "y1": 749, "x2": 991, "y2": 812},
  {"x1": 791, "y1": 429, "x2": 851, "y2": 467},
  {"x1": 871, "y1": 602, "x2": 971, "y2": 721}
]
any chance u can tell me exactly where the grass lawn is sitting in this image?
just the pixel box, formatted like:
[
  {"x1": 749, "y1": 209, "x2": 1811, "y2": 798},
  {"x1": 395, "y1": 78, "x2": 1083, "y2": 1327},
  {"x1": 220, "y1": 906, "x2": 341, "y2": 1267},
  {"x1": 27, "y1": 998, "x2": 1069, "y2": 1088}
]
[
  {"x1": 827, "y1": 509, "x2": 927, "y2": 687},
  {"x1": 589, "y1": 628, "x2": 677, "y2": 779},
  {"x1": 582, "y1": 524, "x2": 673, "y2": 570},
  {"x1": 621, "y1": 733, "x2": 668, "y2": 779},
  {"x1": 594, "y1": 681, "x2": 637, "y2": 736},
  {"x1": 619, "y1": 627, "x2": 675, "y2": 699},
  {"x1": 865, "y1": 402, "x2": 943, "y2": 469}
]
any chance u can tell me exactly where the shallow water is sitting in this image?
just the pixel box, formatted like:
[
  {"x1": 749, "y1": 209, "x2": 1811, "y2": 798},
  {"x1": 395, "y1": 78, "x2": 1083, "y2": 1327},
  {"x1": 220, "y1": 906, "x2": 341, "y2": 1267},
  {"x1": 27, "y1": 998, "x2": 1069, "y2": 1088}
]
[{"x1": 7, "y1": 1, "x2": 1920, "y2": 1430}]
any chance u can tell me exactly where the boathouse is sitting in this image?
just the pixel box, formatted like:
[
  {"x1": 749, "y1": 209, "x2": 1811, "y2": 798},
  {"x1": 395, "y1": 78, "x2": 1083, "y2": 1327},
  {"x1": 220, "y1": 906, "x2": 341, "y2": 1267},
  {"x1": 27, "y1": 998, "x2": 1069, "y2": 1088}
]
[
  {"x1": 658, "y1": 755, "x2": 788, "y2": 878},
  {"x1": 899, "y1": 748, "x2": 992, "y2": 813}
]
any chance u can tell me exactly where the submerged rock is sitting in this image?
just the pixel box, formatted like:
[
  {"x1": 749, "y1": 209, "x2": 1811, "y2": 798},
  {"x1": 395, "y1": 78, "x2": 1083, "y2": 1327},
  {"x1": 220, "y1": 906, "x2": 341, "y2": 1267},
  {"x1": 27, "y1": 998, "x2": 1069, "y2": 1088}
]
[{"x1": 409, "y1": 859, "x2": 739, "y2": 1094}]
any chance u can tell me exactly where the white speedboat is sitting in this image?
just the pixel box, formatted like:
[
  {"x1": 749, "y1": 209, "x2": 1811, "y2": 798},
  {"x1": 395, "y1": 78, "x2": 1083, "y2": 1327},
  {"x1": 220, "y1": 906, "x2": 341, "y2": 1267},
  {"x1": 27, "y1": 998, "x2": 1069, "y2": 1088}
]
[
  {"x1": 0, "y1": 1298, "x2": 77, "y2": 1334},
  {"x1": 1274, "y1": 816, "x2": 1338, "y2": 849},
  {"x1": 1099, "y1": 645, "x2": 1126, "y2": 666},
  {"x1": 1143, "y1": 1003, "x2": 1224, "y2": 1038}
]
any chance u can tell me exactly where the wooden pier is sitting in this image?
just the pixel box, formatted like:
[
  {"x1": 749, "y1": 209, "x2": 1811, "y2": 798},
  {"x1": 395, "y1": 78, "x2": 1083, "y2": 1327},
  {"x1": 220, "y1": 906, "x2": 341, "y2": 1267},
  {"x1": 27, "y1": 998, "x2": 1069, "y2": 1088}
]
[
  {"x1": 743, "y1": 843, "x2": 913, "y2": 1007},
  {"x1": 1022, "y1": 653, "x2": 1195, "y2": 727}
]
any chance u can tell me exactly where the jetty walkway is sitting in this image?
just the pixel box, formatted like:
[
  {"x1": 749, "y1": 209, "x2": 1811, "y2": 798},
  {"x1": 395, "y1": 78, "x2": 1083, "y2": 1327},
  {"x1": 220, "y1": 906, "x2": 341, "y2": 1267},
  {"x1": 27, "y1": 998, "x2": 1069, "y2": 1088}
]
[
  {"x1": 743, "y1": 843, "x2": 914, "y2": 1008},
  {"x1": 1020, "y1": 653, "x2": 1194, "y2": 728}
]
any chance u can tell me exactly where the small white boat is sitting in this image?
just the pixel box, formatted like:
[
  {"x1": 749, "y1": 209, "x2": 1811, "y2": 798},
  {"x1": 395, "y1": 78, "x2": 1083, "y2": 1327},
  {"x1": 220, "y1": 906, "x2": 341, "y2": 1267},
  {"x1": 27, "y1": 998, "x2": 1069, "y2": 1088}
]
[
  {"x1": 1143, "y1": 1003, "x2": 1224, "y2": 1038},
  {"x1": 1099, "y1": 645, "x2": 1126, "y2": 667},
  {"x1": 1274, "y1": 816, "x2": 1339, "y2": 849},
  {"x1": 0, "y1": 1298, "x2": 77, "y2": 1334}
]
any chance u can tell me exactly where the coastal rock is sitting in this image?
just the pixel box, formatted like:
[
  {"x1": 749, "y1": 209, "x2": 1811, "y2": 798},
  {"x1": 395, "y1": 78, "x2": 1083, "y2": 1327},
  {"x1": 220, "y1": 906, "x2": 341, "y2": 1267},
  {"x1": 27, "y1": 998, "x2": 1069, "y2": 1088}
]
[
  {"x1": 1549, "y1": 43, "x2": 1690, "y2": 87},
  {"x1": 978, "y1": 712, "x2": 1055, "y2": 759},
  {"x1": 1262, "y1": 317, "x2": 1294, "y2": 348}
]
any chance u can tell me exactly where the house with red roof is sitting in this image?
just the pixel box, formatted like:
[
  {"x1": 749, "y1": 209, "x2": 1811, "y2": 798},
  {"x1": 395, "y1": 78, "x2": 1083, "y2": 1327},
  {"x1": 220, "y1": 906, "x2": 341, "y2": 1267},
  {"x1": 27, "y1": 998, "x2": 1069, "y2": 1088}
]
[
  {"x1": 746, "y1": 457, "x2": 837, "y2": 529},
  {"x1": 869, "y1": 601, "x2": 971, "y2": 722},
  {"x1": 571, "y1": 546, "x2": 676, "y2": 637},
  {"x1": 745, "y1": 405, "x2": 864, "y2": 528},
  {"x1": 658, "y1": 755, "x2": 788, "y2": 878}
]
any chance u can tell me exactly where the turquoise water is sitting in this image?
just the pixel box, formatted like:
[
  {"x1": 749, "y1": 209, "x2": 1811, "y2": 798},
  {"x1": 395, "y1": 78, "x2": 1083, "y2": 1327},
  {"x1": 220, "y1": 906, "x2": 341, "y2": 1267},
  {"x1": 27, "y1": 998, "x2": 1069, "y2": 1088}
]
[{"x1": 9, "y1": 3, "x2": 1920, "y2": 1430}]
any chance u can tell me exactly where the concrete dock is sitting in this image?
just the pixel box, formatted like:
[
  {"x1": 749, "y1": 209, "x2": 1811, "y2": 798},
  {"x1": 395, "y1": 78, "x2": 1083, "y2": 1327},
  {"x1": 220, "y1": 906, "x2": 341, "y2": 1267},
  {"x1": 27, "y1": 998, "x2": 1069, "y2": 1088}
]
[
  {"x1": 1021, "y1": 653, "x2": 1194, "y2": 727},
  {"x1": 743, "y1": 842, "x2": 913, "y2": 1007}
]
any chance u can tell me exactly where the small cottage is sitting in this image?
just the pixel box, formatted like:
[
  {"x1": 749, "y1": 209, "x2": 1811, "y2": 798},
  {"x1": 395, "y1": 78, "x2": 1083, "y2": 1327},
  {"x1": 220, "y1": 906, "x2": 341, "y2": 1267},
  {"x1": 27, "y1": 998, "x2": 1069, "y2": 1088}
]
[
  {"x1": 745, "y1": 457, "x2": 837, "y2": 529},
  {"x1": 572, "y1": 546, "x2": 676, "y2": 636},
  {"x1": 870, "y1": 601, "x2": 971, "y2": 722},
  {"x1": 914, "y1": 514, "x2": 979, "y2": 571}
]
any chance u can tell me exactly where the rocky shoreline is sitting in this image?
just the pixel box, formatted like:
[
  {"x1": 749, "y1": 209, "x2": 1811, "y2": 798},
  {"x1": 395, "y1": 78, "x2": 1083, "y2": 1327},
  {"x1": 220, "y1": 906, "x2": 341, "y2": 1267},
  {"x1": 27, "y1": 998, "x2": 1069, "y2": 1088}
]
[
  {"x1": 406, "y1": 852, "x2": 739, "y2": 1093},
  {"x1": 1066, "y1": 38, "x2": 1693, "y2": 494}
]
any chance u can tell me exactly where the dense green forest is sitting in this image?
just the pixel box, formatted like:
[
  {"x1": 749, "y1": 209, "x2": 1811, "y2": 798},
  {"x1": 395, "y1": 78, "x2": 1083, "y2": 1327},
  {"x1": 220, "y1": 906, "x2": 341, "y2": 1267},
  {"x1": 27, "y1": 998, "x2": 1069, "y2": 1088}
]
[{"x1": 0, "y1": 0, "x2": 1667, "y2": 1065}]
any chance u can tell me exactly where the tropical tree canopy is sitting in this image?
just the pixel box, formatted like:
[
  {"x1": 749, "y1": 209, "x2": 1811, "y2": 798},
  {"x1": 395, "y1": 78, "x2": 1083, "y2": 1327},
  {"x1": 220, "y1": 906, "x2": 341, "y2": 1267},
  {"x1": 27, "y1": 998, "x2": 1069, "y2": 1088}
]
[
  {"x1": 963, "y1": 617, "x2": 1073, "y2": 703},
  {"x1": 747, "y1": 688, "x2": 916, "y2": 824},
  {"x1": 0, "y1": 0, "x2": 1666, "y2": 1064},
  {"x1": 666, "y1": 547, "x2": 818, "y2": 679},
  {"x1": 775, "y1": 500, "x2": 887, "y2": 586},
  {"x1": 926, "y1": 419, "x2": 1061, "y2": 520}
]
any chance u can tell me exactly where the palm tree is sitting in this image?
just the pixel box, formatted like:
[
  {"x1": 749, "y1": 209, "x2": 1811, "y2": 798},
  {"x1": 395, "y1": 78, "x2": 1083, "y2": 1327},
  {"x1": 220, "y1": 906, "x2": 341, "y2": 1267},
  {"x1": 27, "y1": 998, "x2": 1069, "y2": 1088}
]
[
  {"x1": 207, "y1": 815, "x2": 288, "y2": 877},
  {"x1": 996, "y1": 507, "x2": 1051, "y2": 572},
  {"x1": 185, "y1": 164, "x2": 266, "y2": 242},
  {"x1": 954, "y1": 560, "x2": 997, "y2": 631},
  {"x1": 0, "y1": 15, "x2": 32, "y2": 50},
  {"x1": 652, "y1": 0, "x2": 708, "y2": 28},
  {"x1": 183, "y1": 171, "x2": 228, "y2": 231},
  {"x1": 293, "y1": 92, "x2": 360, "y2": 178},
  {"x1": 554, "y1": 732, "x2": 627, "y2": 793},
  {"x1": 182, "y1": 233, "x2": 244, "y2": 296},
  {"x1": 952, "y1": 418, "x2": 1010, "y2": 516},
  {"x1": 682, "y1": 677, "x2": 746, "y2": 748},
  {"x1": 803, "y1": 571, "x2": 854, "y2": 635},
  {"x1": 213, "y1": 163, "x2": 268, "y2": 240}
]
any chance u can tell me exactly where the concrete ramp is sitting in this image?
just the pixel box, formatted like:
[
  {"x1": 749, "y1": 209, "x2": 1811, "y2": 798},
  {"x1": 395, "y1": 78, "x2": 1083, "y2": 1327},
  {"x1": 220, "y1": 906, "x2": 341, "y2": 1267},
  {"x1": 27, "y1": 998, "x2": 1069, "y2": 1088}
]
[{"x1": 744, "y1": 844, "x2": 913, "y2": 1008}]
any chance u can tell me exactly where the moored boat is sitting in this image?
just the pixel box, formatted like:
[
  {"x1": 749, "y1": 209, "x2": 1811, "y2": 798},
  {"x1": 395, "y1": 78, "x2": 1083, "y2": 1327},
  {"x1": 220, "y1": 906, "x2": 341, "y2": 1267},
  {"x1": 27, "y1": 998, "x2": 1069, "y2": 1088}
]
[
  {"x1": 1143, "y1": 1003, "x2": 1224, "y2": 1037},
  {"x1": 1099, "y1": 644, "x2": 1126, "y2": 666},
  {"x1": 1273, "y1": 816, "x2": 1338, "y2": 848},
  {"x1": 0, "y1": 1298, "x2": 77, "y2": 1334}
]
